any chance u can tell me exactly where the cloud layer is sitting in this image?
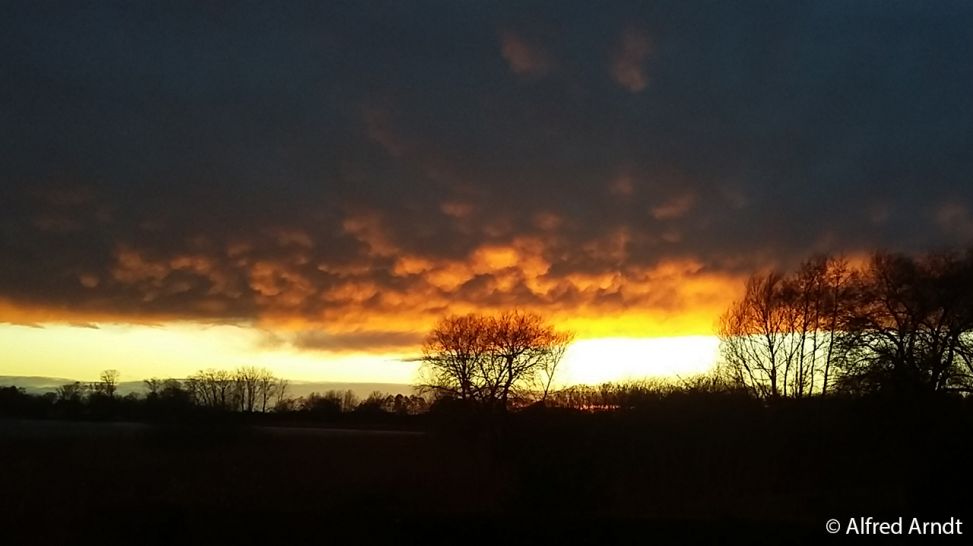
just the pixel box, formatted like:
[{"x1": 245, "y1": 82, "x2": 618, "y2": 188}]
[{"x1": 2, "y1": 2, "x2": 973, "y2": 351}]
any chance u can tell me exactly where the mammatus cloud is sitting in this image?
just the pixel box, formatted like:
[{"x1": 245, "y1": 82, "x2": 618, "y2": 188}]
[
  {"x1": 611, "y1": 28, "x2": 652, "y2": 92},
  {"x1": 610, "y1": 175, "x2": 635, "y2": 197},
  {"x1": 290, "y1": 330, "x2": 425, "y2": 352},
  {"x1": 499, "y1": 31, "x2": 553, "y2": 77},
  {"x1": 0, "y1": 200, "x2": 748, "y2": 351},
  {"x1": 2, "y1": 2, "x2": 973, "y2": 355},
  {"x1": 651, "y1": 194, "x2": 696, "y2": 221}
]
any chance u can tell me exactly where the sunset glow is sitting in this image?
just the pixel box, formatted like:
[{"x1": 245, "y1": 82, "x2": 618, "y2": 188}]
[
  {"x1": 3, "y1": 1, "x2": 971, "y2": 391},
  {"x1": 558, "y1": 336, "x2": 720, "y2": 386},
  {"x1": 4, "y1": 3, "x2": 972, "y2": 541},
  {"x1": 0, "y1": 323, "x2": 412, "y2": 384},
  {"x1": 0, "y1": 320, "x2": 720, "y2": 385}
]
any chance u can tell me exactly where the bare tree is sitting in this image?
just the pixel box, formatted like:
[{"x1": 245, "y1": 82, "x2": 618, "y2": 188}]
[
  {"x1": 255, "y1": 370, "x2": 279, "y2": 412},
  {"x1": 187, "y1": 369, "x2": 235, "y2": 409},
  {"x1": 719, "y1": 250, "x2": 973, "y2": 398},
  {"x1": 781, "y1": 255, "x2": 854, "y2": 397},
  {"x1": 838, "y1": 251, "x2": 973, "y2": 394},
  {"x1": 144, "y1": 378, "x2": 164, "y2": 396},
  {"x1": 784, "y1": 257, "x2": 825, "y2": 397},
  {"x1": 341, "y1": 389, "x2": 358, "y2": 412},
  {"x1": 534, "y1": 330, "x2": 573, "y2": 403},
  {"x1": 98, "y1": 369, "x2": 120, "y2": 399},
  {"x1": 419, "y1": 314, "x2": 491, "y2": 402},
  {"x1": 358, "y1": 391, "x2": 389, "y2": 412},
  {"x1": 717, "y1": 254, "x2": 861, "y2": 399},
  {"x1": 419, "y1": 310, "x2": 572, "y2": 410},
  {"x1": 302, "y1": 390, "x2": 344, "y2": 417},
  {"x1": 718, "y1": 272, "x2": 795, "y2": 398},
  {"x1": 182, "y1": 367, "x2": 281, "y2": 412},
  {"x1": 233, "y1": 366, "x2": 257, "y2": 412},
  {"x1": 56, "y1": 381, "x2": 88, "y2": 403},
  {"x1": 273, "y1": 378, "x2": 289, "y2": 410},
  {"x1": 233, "y1": 366, "x2": 277, "y2": 412},
  {"x1": 821, "y1": 256, "x2": 852, "y2": 395}
]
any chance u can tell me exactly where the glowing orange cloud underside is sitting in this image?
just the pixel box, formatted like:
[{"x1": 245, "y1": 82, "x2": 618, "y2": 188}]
[{"x1": 0, "y1": 257, "x2": 744, "y2": 384}]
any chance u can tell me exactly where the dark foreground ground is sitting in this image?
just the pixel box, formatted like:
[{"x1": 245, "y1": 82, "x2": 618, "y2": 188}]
[{"x1": 2, "y1": 397, "x2": 971, "y2": 545}]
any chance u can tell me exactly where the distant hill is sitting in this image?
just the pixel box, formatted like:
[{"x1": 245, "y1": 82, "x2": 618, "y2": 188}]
[
  {"x1": 0, "y1": 376, "x2": 78, "y2": 393},
  {"x1": 0, "y1": 376, "x2": 416, "y2": 399}
]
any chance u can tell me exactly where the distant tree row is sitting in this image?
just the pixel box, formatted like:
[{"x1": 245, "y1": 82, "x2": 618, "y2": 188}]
[
  {"x1": 544, "y1": 375, "x2": 747, "y2": 411},
  {"x1": 719, "y1": 251, "x2": 973, "y2": 398},
  {"x1": 290, "y1": 390, "x2": 428, "y2": 418},
  {"x1": 0, "y1": 366, "x2": 429, "y2": 421},
  {"x1": 6, "y1": 252, "x2": 970, "y2": 426},
  {"x1": 55, "y1": 369, "x2": 121, "y2": 401},
  {"x1": 163, "y1": 366, "x2": 290, "y2": 412}
]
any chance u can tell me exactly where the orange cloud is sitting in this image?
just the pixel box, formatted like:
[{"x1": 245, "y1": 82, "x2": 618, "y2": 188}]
[
  {"x1": 499, "y1": 31, "x2": 553, "y2": 77},
  {"x1": 322, "y1": 279, "x2": 381, "y2": 303},
  {"x1": 112, "y1": 248, "x2": 169, "y2": 284},
  {"x1": 611, "y1": 28, "x2": 652, "y2": 92},
  {"x1": 0, "y1": 298, "x2": 184, "y2": 327},
  {"x1": 582, "y1": 228, "x2": 632, "y2": 264},
  {"x1": 392, "y1": 256, "x2": 435, "y2": 276},
  {"x1": 248, "y1": 260, "x2": 315, "y2": 308},
  {"x1": 440, "y1": 200, "x2": 474, "y2": 219},
  {"x1": 3, "y1": 249, "x2": 747, "y2": 356},
  {"x1": 651, "y1": 193, "x2": 696, "y2": 220},
  {"x1": 363, "y1": 106, "x2": 408, "y2": 158},
  {"x1": 271, "y1": 228, "x2": 314, "y2": 248},
  {"x1": 342, "y1": 211, "x2": 398, "y2": 257},
  {"x1": 471, "y1": 244, "x2": 520, "y2": 271},
  {"x1": 532, "y1": 211, "x2": 562, "y2": 231},
  {"x1": 424, "y1": 262, "x2": 474, "y2": 291},
  {"x1": 610, "y1": 174, "x2": 635, "y2": 197},
  {"x1": 4, "y1": 215, "x2": 751, "y2": 356}
]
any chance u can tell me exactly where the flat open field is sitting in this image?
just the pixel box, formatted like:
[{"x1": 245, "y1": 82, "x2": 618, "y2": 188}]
[
  {"x1": 0, "y1": 419, "x2": 494, "y2": 544},
  {"x1": 2, "y1": 405, "x2": 970, "y2": 544}
]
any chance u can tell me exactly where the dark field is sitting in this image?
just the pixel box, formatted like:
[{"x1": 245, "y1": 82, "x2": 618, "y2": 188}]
[
  {"x1": 3, "y1": 397, "x2": 971, "y2": 545},
  {"x1": 1, "y1": 420, "x2": 490, "y2": 544}
]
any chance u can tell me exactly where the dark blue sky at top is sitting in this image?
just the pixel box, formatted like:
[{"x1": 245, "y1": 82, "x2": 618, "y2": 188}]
[{"x1": 2, "y1": 1, "x2": 973, "y2": 331}]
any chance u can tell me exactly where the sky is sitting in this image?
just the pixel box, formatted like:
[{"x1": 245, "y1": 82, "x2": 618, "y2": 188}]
[{"x1": 2, "y1": 1, "x2": 973, "y2": 383}]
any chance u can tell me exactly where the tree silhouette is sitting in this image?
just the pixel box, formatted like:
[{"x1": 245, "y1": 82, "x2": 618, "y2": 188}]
[
  {"x1": 719, "y1": 250, "x2": 973, "y2": 398},
  {"x1": 186, "y1": 369, "x2": 235, "y2": 409},
  {"x1": 56, "y1": 381, "x2": 87, "y2": 403},
  {"x1": 718, "y1": 271, "x2": 794, "y2": 398},
  {"x1": 98, "y1": 369, "x2": 120, "y2": 399},
  {"x1": 837, "y1": 251, "x2": 973, "y2": 395},
  {"x1": 419, "y1": 310, "x2": 572, "y2": 410},
  {"x1": 718, "y1": 256, "x2": 853, "y2": 398}
]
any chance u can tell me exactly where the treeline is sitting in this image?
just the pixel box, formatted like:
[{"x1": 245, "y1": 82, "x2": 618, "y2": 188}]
[
  {"x1": 0, "y1": 371, "x2": 747, "y2": 422},
  {"x1": 4, "y1": 249, "x2": 972, "y2": 423},
  {"x1": 415, "y1": 250, "x2": 973, "y2": 414},
  {"x1": 543, "y1": 375, "x2": 747, "y2": 411},
  {"x1": 718, "y1": 250, "x2": 973, "y2": 398},
  {"x1": 0, "y1": 366, "x2": 428, "y2": 422}
]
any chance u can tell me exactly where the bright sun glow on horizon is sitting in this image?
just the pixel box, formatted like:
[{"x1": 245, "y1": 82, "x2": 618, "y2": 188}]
[
  {"x1": 0, "y1": 323, "x2": 415, "y2": 384},
  {"x1": 558, "y1": 336, "x2": 720, "y2": 386},
  {"x1": 0, "y1": 322, "x2": 720, "y2": 386}
]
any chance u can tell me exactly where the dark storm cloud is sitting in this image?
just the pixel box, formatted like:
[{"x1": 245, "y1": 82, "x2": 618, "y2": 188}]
[
  {"x1": 292, "y1": 330, "x2": 426, "y2": 353},
  {"x1": 2, "y1": 1, "x2": 973, "y2": 345}
]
